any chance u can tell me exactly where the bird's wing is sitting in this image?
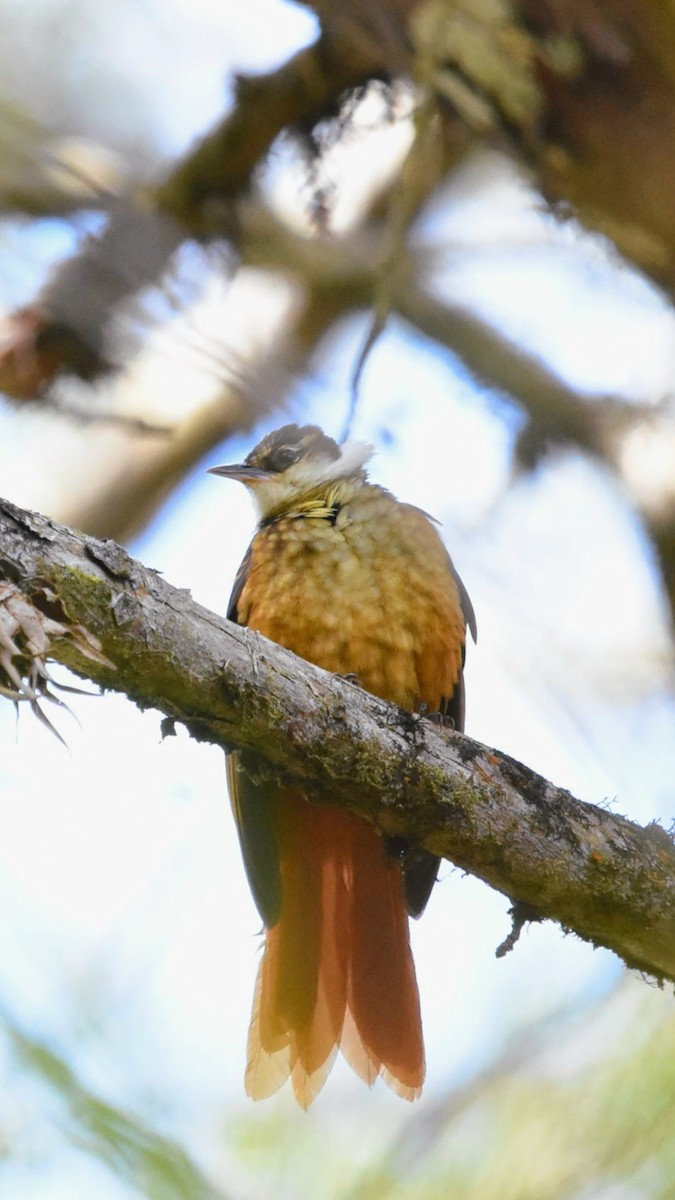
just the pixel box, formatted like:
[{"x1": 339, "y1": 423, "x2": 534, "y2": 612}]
[
  {"x1": 226, "y1": 541, "x2": 282, "y2": 928},
  {"x1": 403, "y1": 530, "x2": 475, "y2": 918},
  {"x1": 226, "y1": 754, "x2": 282, "y2": 927},
  {"x1": 227, "y1": 543, "x2": 253, "y2": 623},
  {"x1": 451, "y1": 561, "x2": 477, "y2": 644}
]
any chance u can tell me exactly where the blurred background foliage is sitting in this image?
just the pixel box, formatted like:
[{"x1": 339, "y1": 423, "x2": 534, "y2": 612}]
[
  {"x1": 6, "y1": 982, "x2": 675, "y2": 1199},
  {"x1": 1, "y1": 0, "x2": 675, "y2": 1195}
]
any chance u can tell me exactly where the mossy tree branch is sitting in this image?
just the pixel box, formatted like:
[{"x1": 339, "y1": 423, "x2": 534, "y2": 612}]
[{"x1": 1, "y1": 495, "x2": 675, "y2": 983}]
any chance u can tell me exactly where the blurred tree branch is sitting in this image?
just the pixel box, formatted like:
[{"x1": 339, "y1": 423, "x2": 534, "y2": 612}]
[
  {"x1": 5, "y1": 0, "x2": 675, "y2": 399},
  {"x1": 241, "y1": 202, "x2": 645, "y2": 461},
  {"x1": 2, "y1": 495, "x2": 675, "y2": 984},
  {"x1": 4, "y1": 1, "x2": 675, "y2": 611},
  {"x1": 0, "y1": 29, "x2": 402, "y2": 400}
]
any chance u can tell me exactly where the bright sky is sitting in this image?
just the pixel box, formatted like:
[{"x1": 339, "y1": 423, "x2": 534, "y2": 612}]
[{"x1": 1, "y1": 2, "x2": 675, "y2": 1195}]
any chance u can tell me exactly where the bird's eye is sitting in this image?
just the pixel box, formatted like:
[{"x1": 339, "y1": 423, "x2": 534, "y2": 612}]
[{"x1": 271, "y1": 445, "x2": 302, "y2": 470}]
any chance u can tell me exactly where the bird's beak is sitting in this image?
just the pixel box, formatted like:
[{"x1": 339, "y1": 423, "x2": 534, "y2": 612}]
[{"x1": 208, "y1": 463, "x2": 272, "y2": 482}]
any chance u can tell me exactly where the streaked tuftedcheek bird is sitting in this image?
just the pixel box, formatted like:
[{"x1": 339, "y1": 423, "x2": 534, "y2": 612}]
[{"x1": 209, "y1": 424, "x2": 476, "y2": 1108}]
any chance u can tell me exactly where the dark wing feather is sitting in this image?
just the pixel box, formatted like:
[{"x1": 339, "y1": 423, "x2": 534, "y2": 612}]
[
  {"x1": 226, "y1": 753, "x2": 282, "y2": 927},
  {"x1": 451, "y1": 560, "x2": 477, "y2": 644},
  {"x1": 227, "y1": 543, "x2": 252, "y2": 623},
  {"x1": 403, "y1": 850, "x2": 439, "y2": 919},
  {"x1": 226, "y1": 541, "x2": 282, "y2": 928},
  {"x1": 403, "y1": 561, "x2": 474, "y2": 918}
]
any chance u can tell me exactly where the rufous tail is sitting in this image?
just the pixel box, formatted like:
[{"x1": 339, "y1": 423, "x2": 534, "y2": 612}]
[{"x1": 245, "y1": 796, "x2": 425, "y2": 1108}]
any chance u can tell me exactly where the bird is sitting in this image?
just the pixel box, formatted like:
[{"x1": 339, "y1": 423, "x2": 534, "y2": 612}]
[{"x1": 209, "y1": 423, "x2": 476, "y2": 1108}]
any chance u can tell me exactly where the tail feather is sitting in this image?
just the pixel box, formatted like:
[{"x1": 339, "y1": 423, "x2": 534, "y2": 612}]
[
  {"x1": 340, "y1": 1008, "x2": 380, "y2": 1087},
  {"x1": 245, "y1": 964, "x2": 292, "y2": 1100},
  {"x1": 247, "y1": 796, "x2": 348, "y2": 1105},
  {"x1": 345, "y1": 818, "x2": 425, "y2": 1096},
  {"x1": 290, "y1": 1042, "x2": 340, "y2": 1109},
  {"x1": 289, "y1": 802, "x2": 350, "y2": 1107},
  {"x1": 246, "y1": 797, "x2": 425, "y2": 1106}
]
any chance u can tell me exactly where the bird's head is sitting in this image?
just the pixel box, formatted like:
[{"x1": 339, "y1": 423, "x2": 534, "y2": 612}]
[{"x1": 208, "y1": 424, "x2": 373, "y2": 521}]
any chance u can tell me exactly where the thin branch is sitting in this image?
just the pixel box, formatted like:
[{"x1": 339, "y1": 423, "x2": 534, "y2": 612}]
[
  {"x1": 8, "y1": 0, "x2": 675, "y2": 404},
  {"x1": 0, "y1": 31, "x2": 380, "y2": 401},
  {"x1": 1, "y1": 496, "x2": 675, "y2": 984},
  {"x1": 156, "y1": 33, "x2": 383, "y2": 232},
  {"x1": 395, "y1": 282, "x2": 638, "y2": 462},
  {"x1": 240, "y1": 202, "x2": 648, "y2": 461}
]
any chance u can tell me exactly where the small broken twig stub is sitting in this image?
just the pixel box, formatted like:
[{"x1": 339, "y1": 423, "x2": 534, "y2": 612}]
[{"x1": 0, "y1": 577, "x2": 112, "y2": 742}]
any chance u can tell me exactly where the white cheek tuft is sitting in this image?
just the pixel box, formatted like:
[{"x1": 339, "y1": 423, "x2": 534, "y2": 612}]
[
  {"x1": 328, "y1": 439, "x2": 374, "y2": 479},
  {"x1": 286, "y1": 439, "x2": 374, "y2": 489},
  {"x1": 245, "y1": 439, "x2": 375, "y2": 520}
]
